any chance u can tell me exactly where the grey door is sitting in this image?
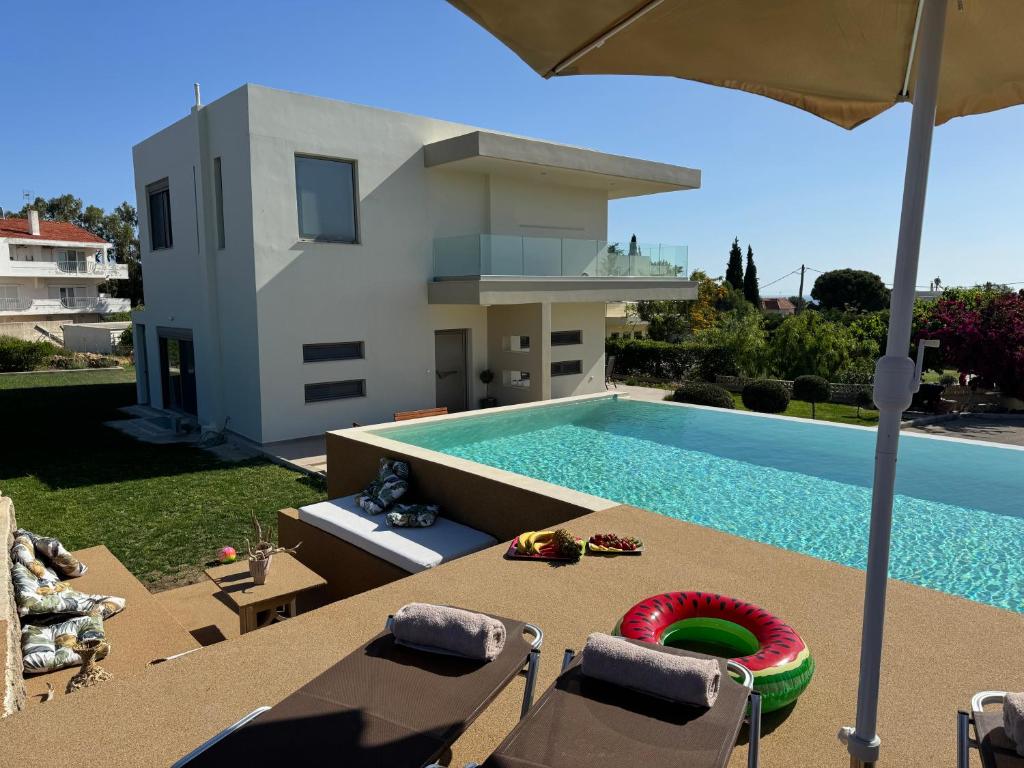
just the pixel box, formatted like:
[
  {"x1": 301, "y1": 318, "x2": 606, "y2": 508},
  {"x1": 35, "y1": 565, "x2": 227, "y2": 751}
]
[
  {"x1": 136, "y1": 324, "x2": 149, "y2": 404},
  {"x1": 434, "y1": 330, "x2": 468, "y2": 412}
]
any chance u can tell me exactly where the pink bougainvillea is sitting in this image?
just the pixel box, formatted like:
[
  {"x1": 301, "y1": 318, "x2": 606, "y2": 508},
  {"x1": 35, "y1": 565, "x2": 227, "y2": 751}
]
[{"x1": 916, "y1": 290, "x2": 1024, "y2": 397}]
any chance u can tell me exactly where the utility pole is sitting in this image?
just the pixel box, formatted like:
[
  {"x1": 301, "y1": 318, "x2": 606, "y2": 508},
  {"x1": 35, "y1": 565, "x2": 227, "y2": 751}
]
[{"x1": 796, "y1": 264, "x2": 806, "y2": 312}]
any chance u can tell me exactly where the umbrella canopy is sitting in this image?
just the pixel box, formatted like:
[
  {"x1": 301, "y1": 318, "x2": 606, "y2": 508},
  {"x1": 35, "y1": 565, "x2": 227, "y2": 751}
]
[
  {"x1": 449, "y1": 0, "x2": 1024, "y2": 128},
  {"x1": 447, "y1": 2, "x2": 1024, "y2": 766}
]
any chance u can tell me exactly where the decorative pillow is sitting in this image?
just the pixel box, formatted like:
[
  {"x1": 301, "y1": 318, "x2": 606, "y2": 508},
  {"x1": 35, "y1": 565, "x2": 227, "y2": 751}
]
[
  {"x1": 356, "y1": 458, "x2": 410, "y2": 514},
  {"x1": 22, "y1": 615, "x2": 107, "y2": 675},
  {"x1": 11, "y1": 563, "x2": 126, "y2": 620},
  {"x1": 13, "y1": 528, "x2": 88, "y2": 578},
  {"x1": 10, "y1": 532, "x2": 59, "y2": 583},
  {"x1": 385, "y1": 503, "x2": 439, "y2": 528}
]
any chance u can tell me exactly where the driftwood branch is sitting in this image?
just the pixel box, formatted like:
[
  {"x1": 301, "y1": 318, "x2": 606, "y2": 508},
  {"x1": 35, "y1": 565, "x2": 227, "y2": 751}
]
[{"x1": 246, "y1": 509, "x2": 301, "y2": 560}]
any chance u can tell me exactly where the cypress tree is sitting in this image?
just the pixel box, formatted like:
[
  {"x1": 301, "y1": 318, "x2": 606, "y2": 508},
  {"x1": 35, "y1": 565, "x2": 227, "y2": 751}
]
[
  {"x1": 743, "y1": 244, "x2": 760, "y2": 305},
  {"x1": 725, "y1": 237, "x2": 744, "y2": 290}
]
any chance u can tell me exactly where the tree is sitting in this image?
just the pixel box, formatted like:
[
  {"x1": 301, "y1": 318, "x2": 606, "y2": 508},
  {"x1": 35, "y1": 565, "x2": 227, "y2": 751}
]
[
  {"x1": 725, "y1": 237, "x2": 744, "y2": 290},
  {"x1": 916, "y1": 289, "x2": 1024, "y2": 397},
  {"x1": 768, "y1": 311, "x2": 857, "y2": 380},
  {"x1": 16, "y1": 194, "x2": 142, "y2": 305},
  {"x1": 810, "y1": 269, "x2": 889, "y2": 312},
  {"x1": 792, "y1": 374, "x2": 830, "y2": 419},
  {"x1": 697, "y1": 311, "x2": 766, "y2": 378},
  {"x1": 636, "y1": 269, "x2": 726, "y2": 340},
  {"x1": 743, "y1": 244, "x2": 760, "y2": 305}
]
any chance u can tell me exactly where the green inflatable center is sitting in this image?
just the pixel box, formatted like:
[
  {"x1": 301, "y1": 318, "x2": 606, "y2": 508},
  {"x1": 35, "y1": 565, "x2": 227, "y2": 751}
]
[{"x1": 659, "y1": 618, "x2": 760, "y2": 659}]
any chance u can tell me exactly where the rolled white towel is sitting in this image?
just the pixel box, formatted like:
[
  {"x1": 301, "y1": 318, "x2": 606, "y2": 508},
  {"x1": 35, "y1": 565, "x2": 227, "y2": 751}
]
[
  {"x1": 392, "y1": 603, "x2": 506, "y2": 661},
  {"x1": 1005, "y1": 692, "x2": 1024, "y2": 756},
  {"x1": 581, "y1": 633, "x2": 721, "y2": 708}
]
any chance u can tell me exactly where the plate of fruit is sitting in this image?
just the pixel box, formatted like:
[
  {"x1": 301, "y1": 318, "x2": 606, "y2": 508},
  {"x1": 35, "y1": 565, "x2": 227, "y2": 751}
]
[
  {"x1": 587, "y1": 533, "x2": 644, "y2": 555},
  {"x1": 507, "y1": 529, "x2": 584, "y2": 562}
]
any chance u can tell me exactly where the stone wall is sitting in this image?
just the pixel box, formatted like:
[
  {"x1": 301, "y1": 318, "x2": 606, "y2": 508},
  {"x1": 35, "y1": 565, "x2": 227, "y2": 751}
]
[
  {"x1": 715, "y1": 375, "x2": 867, "y2": 404},
  {"x1": 0, "y1": 493, "x2": 26, "y2": 716},
  {"x1": 0, "y1": 320, "x2": 67, "y2": 343}
]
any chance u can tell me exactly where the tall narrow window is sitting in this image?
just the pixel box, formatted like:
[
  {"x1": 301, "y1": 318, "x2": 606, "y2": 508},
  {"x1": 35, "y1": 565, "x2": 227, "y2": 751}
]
[
  {"x1": 295, "y1": 155, "x2": 358, "y2": 243},
  {"x1": 213, "y1": 157, "x2": 225, "y2": 249},
  {"x1": 147, "y1": 179, "x2": 173, "y2": 251}
]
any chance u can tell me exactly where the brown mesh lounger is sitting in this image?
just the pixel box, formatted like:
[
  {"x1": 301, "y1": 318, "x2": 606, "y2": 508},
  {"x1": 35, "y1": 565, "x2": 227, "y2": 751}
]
[
  {"x1": 958, "y1": 692, "x2": 1024, "y2": 768},
  {"x1": 472, "y1": 641, "x2": 761, "y2": 768},
  {"x1": 173, "y1": 612, "x2": 542, "y2": 768}
]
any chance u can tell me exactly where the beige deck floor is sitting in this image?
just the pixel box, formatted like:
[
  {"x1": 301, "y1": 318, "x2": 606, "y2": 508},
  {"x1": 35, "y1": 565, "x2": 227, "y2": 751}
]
[{"x1": 2, "y1": 505, "x2": 1019, "y2": 766}]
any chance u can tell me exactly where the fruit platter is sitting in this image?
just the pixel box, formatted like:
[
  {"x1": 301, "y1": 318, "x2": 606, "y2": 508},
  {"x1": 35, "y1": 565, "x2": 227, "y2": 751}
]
[
  {"x1": 587, "y1": 533, "x2": 644, "y2": 555},
  {"x1": 507, "y1": 529, "x2": 585, "y2": 562}
]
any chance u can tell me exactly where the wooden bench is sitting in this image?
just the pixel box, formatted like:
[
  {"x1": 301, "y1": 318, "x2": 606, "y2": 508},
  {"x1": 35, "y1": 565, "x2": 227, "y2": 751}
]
[
  {"x1": 393, "y1": 407, "x2": 448, "y2": 421},
  {"x1": 20, "y1": 546, "x2": 200, "y2": 705}
]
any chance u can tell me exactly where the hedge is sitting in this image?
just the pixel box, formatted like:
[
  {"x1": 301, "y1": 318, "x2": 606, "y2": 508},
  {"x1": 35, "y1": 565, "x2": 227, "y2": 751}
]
[
  {"x1": 606, "y1": 338, "x2": 736, "y2": 382},
  {"x1": 742, "y1": 379, "x2": 791, "y2": 413},
  {"x1": 0, "y1": 338, "x2": 62, "y2": 373},
  {"x1": 671, "y1": 382, "x2": 735, "y2": 409}
]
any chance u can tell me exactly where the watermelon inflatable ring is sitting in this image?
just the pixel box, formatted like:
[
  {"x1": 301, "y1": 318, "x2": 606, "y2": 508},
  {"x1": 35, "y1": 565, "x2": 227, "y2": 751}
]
[{"x1": 616, "y1": 591, "x2": 814, "y2": 713}]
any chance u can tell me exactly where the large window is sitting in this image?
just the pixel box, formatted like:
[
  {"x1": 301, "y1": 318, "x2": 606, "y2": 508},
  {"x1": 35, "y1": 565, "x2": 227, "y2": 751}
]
[
  {"x1": 295, "y1": 155, "x2": 358, "y2": 243},
  {"x1": 305, "y1": 379, "x2": 366, "y2": 403},
  {"x1": 551, "y1": 360, "x2": 583, "y2": 377},
  {"x1": 551, "y1": 330, "x2": 582, "y2": 346},
  {"x1": 147, "y1": 179, "x2": 173, "y2": 251},
  {"x1": 302, "y1": 341, "x2": 364, "y2": 363}
]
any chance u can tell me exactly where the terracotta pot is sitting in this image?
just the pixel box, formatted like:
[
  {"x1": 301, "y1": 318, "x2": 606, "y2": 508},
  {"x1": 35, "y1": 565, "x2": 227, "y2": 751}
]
[{"x1": 249, "y1": 555, "x2": 272, "y2": 585}]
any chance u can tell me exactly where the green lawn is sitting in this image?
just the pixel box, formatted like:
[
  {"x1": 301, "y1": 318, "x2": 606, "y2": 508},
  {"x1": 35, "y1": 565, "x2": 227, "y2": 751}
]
[
  {"x1": 728, "y1": 392, "x2": 879, "y2": 426},
  {"x1": 0, "y1": 368, "x2": 326, "y2": 590}
]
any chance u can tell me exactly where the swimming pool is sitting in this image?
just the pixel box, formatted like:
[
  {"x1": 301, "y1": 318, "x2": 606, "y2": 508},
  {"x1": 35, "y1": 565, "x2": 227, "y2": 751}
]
[{"x1": 376, "y1": 396, "x2": 1024, "y2": 612}]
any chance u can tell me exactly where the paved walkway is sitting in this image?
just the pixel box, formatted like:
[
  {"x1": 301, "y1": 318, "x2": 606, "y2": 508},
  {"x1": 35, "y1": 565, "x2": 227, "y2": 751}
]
[
  {"x1": 613, "y1": 382, "x2": 673, "y2": 401},
  {"x1": 908, "y1": 415, "x2": 1024, "y2": 447},
  {"x1": 261, "y1": 435, "x2": 327, "y2": 475}
]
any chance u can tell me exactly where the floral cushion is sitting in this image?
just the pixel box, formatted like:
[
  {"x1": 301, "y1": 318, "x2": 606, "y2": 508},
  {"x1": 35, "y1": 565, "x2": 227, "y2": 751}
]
[
  {"x1": 22, "y1": 615, "x2": 107, "y2": 675},
  {"x1": 355, "y1": 458, "x2": 410, "y2": 514},
  {"x1": 11, "y1": 563, "x2": 126, "y2": 620},
  {"x1": 10, "y1": 532, "x2": 60, "y2": 584},
  {"x1": 12, "y1": 528, "x2": 88, "y2": 578},
  {"x1": 386, "y1": 503, "x2": 440, "y2": 528}
]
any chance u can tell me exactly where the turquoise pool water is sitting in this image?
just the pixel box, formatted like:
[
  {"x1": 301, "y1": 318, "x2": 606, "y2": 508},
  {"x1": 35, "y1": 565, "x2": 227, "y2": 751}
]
[{"x1": 377, "y1": 397, "x2": 1024, "y2": 612}]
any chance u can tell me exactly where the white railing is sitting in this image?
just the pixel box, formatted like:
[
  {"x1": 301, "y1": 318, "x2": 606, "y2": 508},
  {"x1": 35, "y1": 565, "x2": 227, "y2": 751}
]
[
  {"x1": 3, "y1": 259, "x2": 126, "y2": 278},
  {"x1": 0, "y1": 297, "x2": 131, "y2": 314}
]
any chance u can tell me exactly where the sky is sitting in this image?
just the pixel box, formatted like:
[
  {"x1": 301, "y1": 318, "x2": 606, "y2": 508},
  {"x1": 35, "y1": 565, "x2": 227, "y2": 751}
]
[{"x1": 1, "y1": 1, "x2": 1022, "y2": 298}]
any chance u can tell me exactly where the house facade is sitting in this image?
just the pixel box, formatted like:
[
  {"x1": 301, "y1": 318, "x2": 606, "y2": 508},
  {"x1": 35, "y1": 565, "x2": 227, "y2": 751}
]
[
  {"x1": 0, "y1": 213, "x2": 129, "y2": 336},
  {"x1": 131, "y1": 84, "x2": 698, "y2": 444}
]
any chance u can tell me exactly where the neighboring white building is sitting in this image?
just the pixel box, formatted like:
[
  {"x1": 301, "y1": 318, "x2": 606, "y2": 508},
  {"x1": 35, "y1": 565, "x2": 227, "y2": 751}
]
[
  {"x1": 0, "y1": 213, "x2": 129, "y2": 335},
  {"x1": 605, "y1": 301, "x2": 648, "y2": 339},
  {"x1": 131, "y1": 84, "x2": 698, "y2": 444}
]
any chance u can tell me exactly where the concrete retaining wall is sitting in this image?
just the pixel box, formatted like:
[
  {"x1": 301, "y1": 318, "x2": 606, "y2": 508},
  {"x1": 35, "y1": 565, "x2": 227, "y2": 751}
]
[
  {"x1": 0, "y1": 494, "x2": 26, "y2": 717},
  {"x1": 0, "y1": 321, "x2": 68, "y2": 344}
]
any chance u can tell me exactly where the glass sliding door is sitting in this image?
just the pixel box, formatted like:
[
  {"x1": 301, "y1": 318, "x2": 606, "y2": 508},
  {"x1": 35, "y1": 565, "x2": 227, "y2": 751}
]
[{"x1": 158, "y1": 330, "x2": 197, "y2": 416}]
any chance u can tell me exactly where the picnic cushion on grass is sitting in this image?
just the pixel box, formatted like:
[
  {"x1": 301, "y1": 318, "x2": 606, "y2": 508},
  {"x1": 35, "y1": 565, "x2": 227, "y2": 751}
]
[
  {"x1": 355, "y1": 458, "x2": 411, "y2": 515},
  {"x1": 16, "y1": 527, "x2": 88, "y2": 578},
  {"x1": 22, "y1": 615, "x2": 107, "y2": 675},
  {"x1": 11, "y1": 563, "x2": 126, "y2": 619}
]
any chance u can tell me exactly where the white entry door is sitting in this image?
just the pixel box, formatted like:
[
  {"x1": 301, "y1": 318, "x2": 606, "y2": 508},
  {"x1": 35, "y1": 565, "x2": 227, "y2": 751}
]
[{"x1": 434, "y1": 329, "x2": 468, "y2": 412}]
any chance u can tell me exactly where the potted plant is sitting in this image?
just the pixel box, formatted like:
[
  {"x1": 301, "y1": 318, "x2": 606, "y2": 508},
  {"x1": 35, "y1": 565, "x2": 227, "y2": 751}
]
[
  {"x1": 246, "y1": 510, "x2": 301, "y2": 585},
  {"x1": 479, "y1": 369, "x2": 497, "y2": 408}
]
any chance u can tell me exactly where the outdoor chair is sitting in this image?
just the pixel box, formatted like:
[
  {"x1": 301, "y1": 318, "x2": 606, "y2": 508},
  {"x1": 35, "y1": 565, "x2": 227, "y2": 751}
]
[
  {"x1": 172, "y1": 609, "x2": 542, "y2": 767},
  {"x1": 605, "y1": 354, "x2": 617, "y2": 389},
  {"x1": 958, "y1": 691, "x2": 1024, "y2": 768},
  {"x1": 465, "y1": 640, "x2": 761, "y2": 768},
  {"x1": 394, "y1": 406, "x2": 449, "y2": 421}
]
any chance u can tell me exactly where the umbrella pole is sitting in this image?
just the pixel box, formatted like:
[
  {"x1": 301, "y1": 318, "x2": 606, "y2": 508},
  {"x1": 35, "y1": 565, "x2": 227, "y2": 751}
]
[{"x1": 840, "y1": 1, "x2": 947, "y2": 766}]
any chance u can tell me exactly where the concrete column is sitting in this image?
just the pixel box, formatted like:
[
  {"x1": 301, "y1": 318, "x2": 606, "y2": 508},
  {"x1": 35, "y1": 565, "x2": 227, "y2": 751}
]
[{"x1": 539, "y1": 301, "x2": 552, "y2": 400}]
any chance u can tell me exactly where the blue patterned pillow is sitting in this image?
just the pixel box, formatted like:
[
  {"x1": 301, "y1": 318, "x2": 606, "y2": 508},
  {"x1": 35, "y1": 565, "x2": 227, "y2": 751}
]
[{"x1": 356, "y1": 458, "x2": 410, "y2": 514}]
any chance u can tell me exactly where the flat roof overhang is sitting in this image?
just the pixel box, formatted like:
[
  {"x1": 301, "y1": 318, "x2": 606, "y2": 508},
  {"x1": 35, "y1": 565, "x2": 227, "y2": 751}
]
[
  {"x1": 428, "y1": 276, "x2": 698, "y2": 305},
  {"x1": 423, "y1": 131, "x2": 700, "y2": 199}
]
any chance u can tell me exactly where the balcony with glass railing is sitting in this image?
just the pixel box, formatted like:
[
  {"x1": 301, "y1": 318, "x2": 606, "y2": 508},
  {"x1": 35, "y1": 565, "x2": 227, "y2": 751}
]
[{"x1": 433, "y1": 235, "x2": 688, "y2": 279}]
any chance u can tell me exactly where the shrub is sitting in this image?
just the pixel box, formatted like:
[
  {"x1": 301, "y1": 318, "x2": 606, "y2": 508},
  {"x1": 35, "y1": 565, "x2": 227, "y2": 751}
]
[
  {"x1": 0, "y1": 337, "x2": 62, "y2": 372},
  {"x1": 47, "y1": 353, "x2": 87, "y2": 370},
  {"x1": 605, "y1": 338, "x2": 737, "y2": 382},
  {"x1": 792, "y1": 375, "x2": 830, "y2": 419},
  {"x1": 671, "y1": 382, "x2": 735, "y2": 409},
  {"x1": 855, "y1": 388, "x2": 875, "y2": 417},
  {"x1": 939, "y1": 372, "x2": 957, "y2": 386},
  {"x1": 741, "y1": 380, "x2": 790, "y2": 413},
  {"x1": 118, "y1": 326, "x2": 133, "y2": 353},
  {"x1": 86, "y1": 355, "x2": 119, "y2": 369}
]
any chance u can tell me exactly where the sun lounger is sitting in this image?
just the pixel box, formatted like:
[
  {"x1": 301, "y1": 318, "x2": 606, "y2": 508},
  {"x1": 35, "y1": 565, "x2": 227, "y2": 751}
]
[
  {"x1": 958, "y1": 691, "x2": 1024, "y2": 768},
  {"x1": 172, "y1": 610, "x2": 542, "y2": 767},
  {"x1": 469, "y1": 640, "x2": 761, "y2": 768}
]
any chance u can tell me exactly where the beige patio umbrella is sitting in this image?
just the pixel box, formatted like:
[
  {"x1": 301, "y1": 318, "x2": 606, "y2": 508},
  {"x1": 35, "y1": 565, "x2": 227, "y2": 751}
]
[{"x1": 446, "y1": 1, "x2": 1024, "y2": 766}]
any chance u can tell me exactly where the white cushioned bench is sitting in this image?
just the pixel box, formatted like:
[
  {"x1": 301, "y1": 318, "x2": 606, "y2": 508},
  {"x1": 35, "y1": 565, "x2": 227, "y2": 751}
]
[{"x1": 298, "y1": 495, "x2": 498, "y2": 574}]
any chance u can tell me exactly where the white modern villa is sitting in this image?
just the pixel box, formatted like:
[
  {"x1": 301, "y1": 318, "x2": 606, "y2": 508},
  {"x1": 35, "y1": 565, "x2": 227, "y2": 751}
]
[
  {"x1": 131, "y1": 84, "x2": 699, "y2": 444},
  {"x1": 0, "y1": 212, "x2": 129, "y2": 336}
]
